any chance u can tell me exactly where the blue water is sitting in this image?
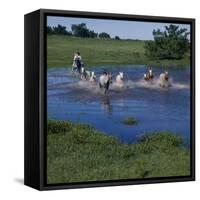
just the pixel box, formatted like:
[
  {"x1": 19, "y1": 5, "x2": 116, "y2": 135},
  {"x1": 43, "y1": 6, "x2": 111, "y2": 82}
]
[{"x1": 47, "y1": 65, "x2": 190, "y2": 144}]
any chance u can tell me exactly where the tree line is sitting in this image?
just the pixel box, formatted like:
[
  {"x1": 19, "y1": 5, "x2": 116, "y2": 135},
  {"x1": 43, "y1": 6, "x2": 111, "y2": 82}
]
[
  {"x1": 47, "y1": 23, "x2": 121, "y2": 39},
  {"x1": 47, "y1": 23, "x2": 189, "y2": 60}
]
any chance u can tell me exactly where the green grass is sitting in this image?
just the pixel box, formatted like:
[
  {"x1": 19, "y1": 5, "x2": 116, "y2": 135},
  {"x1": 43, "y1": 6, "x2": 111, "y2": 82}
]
[
  {"x1": 47, "y1": 35, "x2": 190, "y2": 67},
  {"x1": 121, "y1": 116, "x2": 138, "y2": 125},
  {"x1": 47, "y1": 120, "x2": 190, "y2": 184}
]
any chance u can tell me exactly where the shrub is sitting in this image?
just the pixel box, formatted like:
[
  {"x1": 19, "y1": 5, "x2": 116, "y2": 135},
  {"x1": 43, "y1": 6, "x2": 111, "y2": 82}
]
[
  {"x1": 121, "y1": 117, "x2": 138, "y2": 125},
  {"x1": 137, "y1": 131, "x2": 183, "y2": 153},
  {"x1": 115, "y1": 36, "x2": 120, "y2": 40},
  {"x1": 99, "y1": 32, "x2": 111, "y2": 39}
]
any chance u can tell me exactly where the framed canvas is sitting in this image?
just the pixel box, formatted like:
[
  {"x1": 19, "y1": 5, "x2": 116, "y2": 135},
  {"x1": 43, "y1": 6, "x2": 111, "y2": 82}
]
[{"x1": 24, "y1": 9, "x2": 195, "y2": 190}]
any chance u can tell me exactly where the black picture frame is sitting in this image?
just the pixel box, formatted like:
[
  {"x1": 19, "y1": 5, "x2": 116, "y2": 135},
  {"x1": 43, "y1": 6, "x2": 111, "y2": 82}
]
[{"x1": 24, "y1": 9, "x2": 195, "y2": 191}]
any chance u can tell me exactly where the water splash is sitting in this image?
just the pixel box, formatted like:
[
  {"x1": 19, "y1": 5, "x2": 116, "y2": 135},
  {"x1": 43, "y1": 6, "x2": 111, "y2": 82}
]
[{"x1": 124, "y1": 78, "x2": 189, "y2": 90}]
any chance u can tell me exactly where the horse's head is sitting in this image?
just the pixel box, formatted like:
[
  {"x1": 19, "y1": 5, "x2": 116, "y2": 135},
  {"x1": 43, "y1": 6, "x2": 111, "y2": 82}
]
[
  {"x1": 119, "y1": 72, "x2": 124, "y2": 79},
  {"x1": 149, "y1": 69, "x2": 153, "y2": 75},
  {"x1": 81, "y1": 67, "x2": 85, "y2": 73},
  {"x1": 164, "y1": 71, "x2": 169, "y2": 80}
]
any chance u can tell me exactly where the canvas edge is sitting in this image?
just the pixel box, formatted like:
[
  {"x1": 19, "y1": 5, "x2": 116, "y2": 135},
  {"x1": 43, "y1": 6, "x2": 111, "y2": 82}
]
[{"x1": 24, "y1": 8, "x2": 195, "y2": 191}]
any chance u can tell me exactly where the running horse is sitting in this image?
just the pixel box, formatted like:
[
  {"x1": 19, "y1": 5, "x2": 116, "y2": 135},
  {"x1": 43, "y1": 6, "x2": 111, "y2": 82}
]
[
  {"x1": 159, "y1": 71, "x2": 170, "y2": 88},
  {"x1": 144, "y1": 69, "x2": 154, "y2": 81},
  {"x1": 99, "y1": 72, "x2": 112, "y2": 95}
]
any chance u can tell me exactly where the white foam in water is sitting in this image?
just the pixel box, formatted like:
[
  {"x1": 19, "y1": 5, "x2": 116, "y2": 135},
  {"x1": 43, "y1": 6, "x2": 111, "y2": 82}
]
[
  {"x1": 70, "y1": 80, "x2": 101, "y2": 94},
  {"x1": 67, "y1": 77, "x2": 189, "y2": 93},
  {"x1": 49, "y1": 69, "x2": 190, "y2": 97},
  {"x1": 122, "y1": 78, "x2": 189, "y2": 90},
  {"x1": 170, "y1": 79, "x2": 190, "y2": 89}
]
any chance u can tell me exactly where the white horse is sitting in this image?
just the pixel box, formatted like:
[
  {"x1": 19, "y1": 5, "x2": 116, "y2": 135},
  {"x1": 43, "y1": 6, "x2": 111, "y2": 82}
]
[
  {"x1": 159, "y1": 71, "x2": 170, "y2": 88},
  {"x1": 89, "y1": 71, "x2": 97, "y2": 83},
  {"x1": 99, "y1": 73, "x2": 112, "y2": 95},
  {"x1": 114, "y1": 72, "x2": 124, "y2": 88},
  {"x1": 143, "y1": 73, "x2": 148, "y2": 80},
  {"x1": 80, "y1": 67, "x2": 87, "y2": 80},
  {"x1": 149, "y1": 69, "x2": 153, "y2": 78},
  {"x1": 86, "y1": 70, "x2": 91, "y2": 77}
]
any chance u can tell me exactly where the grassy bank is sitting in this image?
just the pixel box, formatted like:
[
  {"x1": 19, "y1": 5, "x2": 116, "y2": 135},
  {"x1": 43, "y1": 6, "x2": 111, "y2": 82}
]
[
  {"x1": 47, "y1": 35, "x2": 190, "y2": 67},
  {"x1": 47, "y1": 120, "x2": 190, "y2": 184}
]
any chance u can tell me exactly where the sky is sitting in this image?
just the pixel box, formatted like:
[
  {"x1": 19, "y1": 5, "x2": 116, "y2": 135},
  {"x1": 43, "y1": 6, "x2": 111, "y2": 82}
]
[{"x1": 47, "y1": 16, "x2": 190, "y2": 40}]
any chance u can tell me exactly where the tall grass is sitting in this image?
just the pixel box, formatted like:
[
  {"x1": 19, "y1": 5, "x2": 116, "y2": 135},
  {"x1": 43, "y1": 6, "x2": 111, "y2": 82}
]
[
  {"x1": 47, "y1": 120, "x2": 190, "y2": 184},
  {"x1": 47, "y1": 35, "x2": 190, "y2": 67}
]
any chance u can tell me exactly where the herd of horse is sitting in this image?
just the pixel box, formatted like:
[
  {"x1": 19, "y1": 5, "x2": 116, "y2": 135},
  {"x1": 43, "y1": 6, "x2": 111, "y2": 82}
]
[{"x1": 72, "y1": 66, "x2": 170, "y2": 95}]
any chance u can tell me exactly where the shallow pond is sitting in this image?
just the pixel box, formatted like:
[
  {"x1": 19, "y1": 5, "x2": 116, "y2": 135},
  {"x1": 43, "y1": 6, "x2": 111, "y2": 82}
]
[{"x1": 47, "y1": 65, "x2": 190, "y2": 143}]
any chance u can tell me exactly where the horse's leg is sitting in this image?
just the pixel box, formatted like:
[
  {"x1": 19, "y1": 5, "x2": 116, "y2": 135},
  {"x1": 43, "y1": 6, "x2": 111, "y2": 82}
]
[
  {"x1": 105, "y1": 82, "x2": 110, "y2": 95},
  {"x1": 104, "y1": 88, "x2": 107, "y2": 95},
  {"x1": 106, "y1": 82, "x2": 110, "y2": 90},
  {"x1": 161, "y1": 83, "x2": 165, "y2": 88}
]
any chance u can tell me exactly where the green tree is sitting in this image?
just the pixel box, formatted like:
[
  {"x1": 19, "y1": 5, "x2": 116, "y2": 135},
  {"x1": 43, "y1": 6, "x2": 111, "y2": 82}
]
[
  {"x1": 115, "y1": 36, "x2": 120, "y2": 40},
  {"x1": 53, "y1": 24, "x2": 68, "y2": 35},
  {"x1": 71, "y1": 23, "x2": 98, "y2": 38},
  {"x1": 71, "y1": 23, "x2": 88, "y2": 37},
  {"x1": 47, "y1": 26, "x2": 53, "y2": 34},
  {"x1": 99, "y1": 32, "x2": 111, "y2": 39},
  {"x1": 145, "y1": 24, "x2": 190, "y2": 59},
  {"x1": 47, "y1": 25, "x2": 72, "y2": 35},
  {"x1": 88, "y1": 30, "x2": 98, "y2": 38}
]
